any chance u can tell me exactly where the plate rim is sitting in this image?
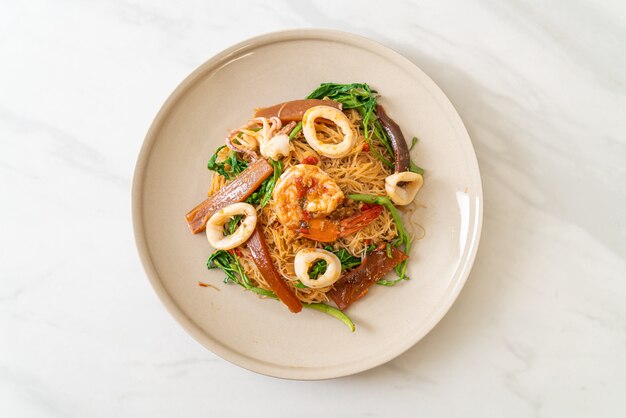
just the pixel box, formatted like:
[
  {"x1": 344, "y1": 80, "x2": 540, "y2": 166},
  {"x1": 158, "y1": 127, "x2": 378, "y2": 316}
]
[{"x1": 132, "y1": 28, "x2": 483, "y2": 380}]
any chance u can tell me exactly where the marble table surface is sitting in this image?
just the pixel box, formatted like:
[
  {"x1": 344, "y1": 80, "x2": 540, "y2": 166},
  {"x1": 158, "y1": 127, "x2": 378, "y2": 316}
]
[{"x1": 2, "y1": 1, "x2": 624, "y2": 417}]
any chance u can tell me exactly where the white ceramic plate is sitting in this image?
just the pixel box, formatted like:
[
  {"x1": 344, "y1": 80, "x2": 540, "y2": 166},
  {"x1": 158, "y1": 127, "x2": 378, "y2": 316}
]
[{"x1": 132, "y1": 29, "x2": 482, "y2": 380}]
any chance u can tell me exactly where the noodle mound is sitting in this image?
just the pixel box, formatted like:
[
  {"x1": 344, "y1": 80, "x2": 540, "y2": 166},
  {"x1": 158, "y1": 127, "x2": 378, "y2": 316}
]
[{"x1": 209, "y1": 109, "x2": 399, "y2": 303}]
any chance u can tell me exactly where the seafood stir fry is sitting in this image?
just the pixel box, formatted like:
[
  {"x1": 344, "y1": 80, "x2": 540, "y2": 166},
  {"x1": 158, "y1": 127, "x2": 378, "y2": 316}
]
[{"x1": 186, "y1": 83, "x2": 425, "y2": 331}]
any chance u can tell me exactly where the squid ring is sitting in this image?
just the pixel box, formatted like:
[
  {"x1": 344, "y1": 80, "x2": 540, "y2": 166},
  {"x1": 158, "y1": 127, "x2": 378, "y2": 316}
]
[
  {"x1": 206, "y1": 203, "x2": 257, "y2": 250},
  {"x1": 294, "y1": 248, "x2": 342, "y2": 289},
  {"x1": 385, "y1": 171, "x2": 424, "y2": 206},
  {"x1": 302, "y1": 106, "x2": 356, "y2": 158}
]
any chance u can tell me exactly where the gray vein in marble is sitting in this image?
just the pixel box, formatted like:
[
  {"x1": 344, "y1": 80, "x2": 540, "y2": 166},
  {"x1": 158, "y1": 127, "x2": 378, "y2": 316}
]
[
  {"x1": 502, "y1": 371, "x2": 542, "y2": 418},
  {"x1": 130, "y1": 357, "x2": 218, "y2": 368},
  {"x1": 0, "y1": 106, "x2": 129, "y2": 187},
  {"x1": 0, "y1": 366, "x2": 71, "y2": 418},
  {"x1": 500, "y1": 339, "x2": 542, "y2": 416},
  {"x1": 117, "y1": 0, "x2": 190, "y2": 33},
  {"x1": 0, "y1": 159, "x2": 42, "y2": 180},
  {"x1": 491, "y1": 0, "x2": 626, "y2": 92},
  {"x1": 568, "y1": 308, "x2": 626, "y2": 333},
  {"x1": 4, "y1": 312, "x2": 63, "y2": 330}
]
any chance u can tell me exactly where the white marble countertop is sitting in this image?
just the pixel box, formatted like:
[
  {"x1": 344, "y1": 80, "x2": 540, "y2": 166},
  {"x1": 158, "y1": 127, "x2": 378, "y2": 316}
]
[{"x1": 2, "y1": 1, "x2": 625, "y2": 417}]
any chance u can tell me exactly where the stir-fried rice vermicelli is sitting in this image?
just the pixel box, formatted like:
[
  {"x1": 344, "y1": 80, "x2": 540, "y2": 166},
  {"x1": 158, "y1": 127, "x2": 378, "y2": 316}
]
[
  {"x1": 208, "y1": 109, "x2": 402, "y2": 303},
  {"x1": 186, "y1": 83, "x2": 425, "y2": 330}
]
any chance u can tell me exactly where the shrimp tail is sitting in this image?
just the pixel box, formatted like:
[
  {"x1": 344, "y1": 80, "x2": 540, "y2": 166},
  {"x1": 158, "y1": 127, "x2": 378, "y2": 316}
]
[
  {"x1": 297, "y1": 205, "x2": 383, "y2": 243},
  {"x1": 337, "y1": 205, "x2": 383, "y2": 238},
  {"x1": 297, "y1": 219, "x2": 341, "y2": 243}
]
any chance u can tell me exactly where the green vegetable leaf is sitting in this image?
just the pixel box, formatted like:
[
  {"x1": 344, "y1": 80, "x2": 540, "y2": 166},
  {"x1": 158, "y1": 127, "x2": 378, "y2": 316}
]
[
  {"x1": 409, "y1": 160, "x2": 425, "y2": 175},
  {"x1": 308, "y1": 259, "x2": 328, "y2": 280},
  {"x1": 323, "y1": 246, "x2": 363, "y2": 271},
  {"x1": 376, "y1": 277, "x2": 405, "y2": 286},
  {"x1": 289, "y1": 122, "x2": 302, "y2": 140},
  {"x1": 207, "y1": 250, "x2": 355, "y2": 331},
  {"x1": 302, "y1": 303, "x2": 355, "y2": 332},
  {"x1": 347, "y1": 194, "x2": 411, "y2": 281},
  {"x1": 410, "y1": 136, "x2": 418, "y2": 151},
  {"x1": 207, "y1": 145, "x2": 248, "y2": 180},
  {"x1": 294, "y1": 281, "x2": 307, "y2": 289},
  {"x1": 246, "y1": 159, "x2": 283, "y2": 208},
  {"x1": 207, "y1": 250, "x2": 250, "y2": 286},
  {"x1": 225, "y1": 215, "x2": 243, "y2": 236}
]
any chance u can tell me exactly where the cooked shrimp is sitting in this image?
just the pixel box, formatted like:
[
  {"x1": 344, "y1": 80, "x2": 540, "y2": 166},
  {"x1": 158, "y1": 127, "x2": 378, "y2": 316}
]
[
  {"x1": 297, "y1": 204, "x2": 383, "y2": 243},
  {"x1": 271, "y1": 164, "x2": 344, "y2": 229}
]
